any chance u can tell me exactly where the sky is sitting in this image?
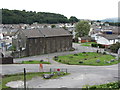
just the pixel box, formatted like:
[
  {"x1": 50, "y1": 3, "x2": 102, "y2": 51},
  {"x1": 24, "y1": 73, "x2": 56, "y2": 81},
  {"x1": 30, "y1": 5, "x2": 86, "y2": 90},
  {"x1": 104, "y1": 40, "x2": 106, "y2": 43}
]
[{"x1": 1, "y1": 0, "x2": 119, "y2": 20}]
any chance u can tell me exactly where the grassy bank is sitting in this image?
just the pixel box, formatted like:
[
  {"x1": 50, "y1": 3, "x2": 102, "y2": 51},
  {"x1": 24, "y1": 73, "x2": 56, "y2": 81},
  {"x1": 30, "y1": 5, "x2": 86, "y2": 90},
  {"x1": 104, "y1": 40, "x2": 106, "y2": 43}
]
[
  {"x1": 21, "y1": 60, "x2": 50, "y2": 64},
  {"x1": 83, "y1": 81, "x2": 120, "y2": 89}
]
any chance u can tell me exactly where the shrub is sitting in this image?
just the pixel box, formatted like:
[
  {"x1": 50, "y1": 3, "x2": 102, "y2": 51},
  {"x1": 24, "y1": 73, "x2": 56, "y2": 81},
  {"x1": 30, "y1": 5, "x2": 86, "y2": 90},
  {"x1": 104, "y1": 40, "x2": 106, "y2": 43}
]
[
  {"x1": 91, "y1": 43, "x2": 98, "y2": 47},
  {"x1": 59, "y1": 60, "x2": 61, "y2": 62},
  {"x1": 79, "y1": 61, "x2": 83, "y2": 63},
  {"x1": 74, "y1": 54, "x2": 78, "y2": 56},
  {"x1": 103, "y1": 52, "x2": 107, "y2": 55}
]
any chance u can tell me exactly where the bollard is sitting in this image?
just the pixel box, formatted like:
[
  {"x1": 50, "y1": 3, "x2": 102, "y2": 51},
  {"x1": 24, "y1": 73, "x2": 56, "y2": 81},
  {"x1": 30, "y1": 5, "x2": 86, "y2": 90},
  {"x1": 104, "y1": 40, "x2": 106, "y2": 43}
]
[
  {"x1": 24, "y1": 68, "x2": 26, "y2": 90},
  {"x1": 66, "y1": 69, "x2": 67, "y2": 73},
  {"x1": 50, "y1": 68, "x2": 52, "y2": 73}
]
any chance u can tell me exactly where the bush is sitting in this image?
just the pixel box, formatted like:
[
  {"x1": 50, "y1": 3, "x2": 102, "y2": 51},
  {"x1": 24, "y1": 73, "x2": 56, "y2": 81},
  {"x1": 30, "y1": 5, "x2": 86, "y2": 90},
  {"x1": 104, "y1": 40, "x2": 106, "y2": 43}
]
[
  {"x1": 91, "y1": 43, "x2": 98, "y2": 47},
  {"x1": 91, "y1": 43, "x2": 105, "y2": 48},
  {"x1": 79, "y1": 61, "x2": 83, "y2": 63},
  {"x1": 59, "y1": 60, "x2": 61, "y2": 62},
  {"x1": 74, "y1": 54, "x2": 78, "y2": 56},
  {"x1": 8, "y1": 45, "x2": 16, "y2": 51}
]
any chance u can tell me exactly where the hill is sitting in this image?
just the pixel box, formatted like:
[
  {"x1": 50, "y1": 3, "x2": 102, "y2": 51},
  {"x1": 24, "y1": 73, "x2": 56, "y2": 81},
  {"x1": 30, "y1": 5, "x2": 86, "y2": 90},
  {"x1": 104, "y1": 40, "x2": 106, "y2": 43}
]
[
  {"x1": 100, "y1": 17, "x2": 120, "y2": 22},
  {"x1": 2, "y1": 9, "x2": 78, "y2": 24}
]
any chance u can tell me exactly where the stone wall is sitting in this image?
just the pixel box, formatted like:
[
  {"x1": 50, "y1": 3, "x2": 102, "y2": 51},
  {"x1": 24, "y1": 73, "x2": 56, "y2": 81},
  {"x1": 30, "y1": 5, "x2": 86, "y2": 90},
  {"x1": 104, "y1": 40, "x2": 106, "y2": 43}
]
[
  {"x1": 25, "y1": 36, "x2": 72, "y2": 57},
  {"x1": 13, "y1": 35, "x2": 72, "y2": 57},
  {"x1": 0, "y1": 57, "x2": 13, "y2": 64},
  {"x1": 12, "y1": 50, "x2": 26, "y2": 58}
]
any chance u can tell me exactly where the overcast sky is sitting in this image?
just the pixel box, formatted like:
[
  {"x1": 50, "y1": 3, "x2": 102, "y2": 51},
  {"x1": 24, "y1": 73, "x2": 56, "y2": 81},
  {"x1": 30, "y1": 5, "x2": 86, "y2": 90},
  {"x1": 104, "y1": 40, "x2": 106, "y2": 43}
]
[{"x1": 1, "y1": 0, "x2": 119, "y2": 20}]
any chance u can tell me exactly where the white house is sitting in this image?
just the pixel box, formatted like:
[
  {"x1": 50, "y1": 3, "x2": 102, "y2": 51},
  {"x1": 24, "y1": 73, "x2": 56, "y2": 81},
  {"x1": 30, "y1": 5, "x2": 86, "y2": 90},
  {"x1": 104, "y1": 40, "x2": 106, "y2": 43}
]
[{"x1": 91, "y1": 34, "x2": 120, "y2": 46}]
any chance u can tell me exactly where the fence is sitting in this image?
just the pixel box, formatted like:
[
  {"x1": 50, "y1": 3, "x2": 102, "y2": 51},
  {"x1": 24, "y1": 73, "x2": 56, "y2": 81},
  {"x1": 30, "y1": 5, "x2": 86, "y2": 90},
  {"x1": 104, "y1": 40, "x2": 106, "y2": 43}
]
[{"x1": 49, "y1": 68, "x2": 68, "y2": 73}]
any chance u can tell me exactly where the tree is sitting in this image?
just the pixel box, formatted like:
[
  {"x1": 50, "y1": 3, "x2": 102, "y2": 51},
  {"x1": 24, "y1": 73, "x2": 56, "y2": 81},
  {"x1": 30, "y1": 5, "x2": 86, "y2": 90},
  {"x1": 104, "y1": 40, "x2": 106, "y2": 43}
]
[
  {"x1": 110, "y1": 42, "x2": 120, "y2": 53},
  {"x1": 2, "y1": 9, "x2": 69, "y2": 24},
  {"x1": 69, "y1": 16, "x2": 79, "y2": 23},
  {"x1": 75, "y1": 21, "x2": 90, "y2": 37}
]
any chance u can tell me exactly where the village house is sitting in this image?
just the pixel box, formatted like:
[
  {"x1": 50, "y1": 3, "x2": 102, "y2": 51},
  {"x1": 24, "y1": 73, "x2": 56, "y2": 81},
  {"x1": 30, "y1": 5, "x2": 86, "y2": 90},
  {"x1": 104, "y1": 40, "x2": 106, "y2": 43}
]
[
  {"x1": 89, "y1": 25, "x2": 120, "y2": 47},
  {"x1": 12, "y1": 28, "x2": 73, "y2": 57}
]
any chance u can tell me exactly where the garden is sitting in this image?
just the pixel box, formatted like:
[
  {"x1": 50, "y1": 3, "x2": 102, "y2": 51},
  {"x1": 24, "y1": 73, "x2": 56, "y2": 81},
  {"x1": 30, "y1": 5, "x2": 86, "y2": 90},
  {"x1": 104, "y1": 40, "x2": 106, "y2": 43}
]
[{"x1": 54, "y1": 52, "x2": 120, "y2": 66}]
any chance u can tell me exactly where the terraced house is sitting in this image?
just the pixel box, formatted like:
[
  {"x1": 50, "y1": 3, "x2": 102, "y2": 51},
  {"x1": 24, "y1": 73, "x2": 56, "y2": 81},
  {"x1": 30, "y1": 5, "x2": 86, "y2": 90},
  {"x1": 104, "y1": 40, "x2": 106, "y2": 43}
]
[{"x1": 12, "y1": 28, "x2": 73, "y2": 57}]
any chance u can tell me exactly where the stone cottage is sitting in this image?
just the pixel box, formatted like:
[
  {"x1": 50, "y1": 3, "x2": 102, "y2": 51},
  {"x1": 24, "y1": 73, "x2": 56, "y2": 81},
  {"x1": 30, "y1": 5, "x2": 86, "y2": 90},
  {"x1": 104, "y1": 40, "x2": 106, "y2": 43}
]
[{"x1": 12, "y1": 28, "x2": 73, "y2": 57}]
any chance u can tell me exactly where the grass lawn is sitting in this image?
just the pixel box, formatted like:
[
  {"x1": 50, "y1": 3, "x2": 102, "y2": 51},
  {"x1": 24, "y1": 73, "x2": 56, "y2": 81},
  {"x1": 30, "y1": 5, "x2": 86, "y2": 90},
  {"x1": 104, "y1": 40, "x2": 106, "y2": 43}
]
[
  {"x1": 80, "y1": 42, "x2": 97, "y2": 47},
  {"x1": 54, "y1": 52, "x2": 120, "y2": 66},
  {"x1": 2, "y1": 72, "x2": 69, "y2": 89},
  {"x1": 21, "y1": 60, "x2": 50, "y2": 64},
  {"x1": 83, "y1": 81, "x2": 120, "y2": 89}
]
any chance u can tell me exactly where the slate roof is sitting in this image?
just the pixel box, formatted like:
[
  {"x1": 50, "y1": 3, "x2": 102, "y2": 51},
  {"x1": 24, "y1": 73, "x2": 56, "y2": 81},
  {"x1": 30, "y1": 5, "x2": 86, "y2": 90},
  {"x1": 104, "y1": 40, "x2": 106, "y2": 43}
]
[
  {"x1": 39, "y1": 28, "x2": 72, "y2": 37},
  {"x1": 81, "y1": 36, "x2": 93, "y2": 40},
  {"x1": 21, "y1": 29, "x2": 44, "y2": 38},
  {"x1": 97, "y1": 34, "x2": 119, "y2": 40},
  {"x1": 20, "y1": 28, "x2": 72, "y2": 38}
]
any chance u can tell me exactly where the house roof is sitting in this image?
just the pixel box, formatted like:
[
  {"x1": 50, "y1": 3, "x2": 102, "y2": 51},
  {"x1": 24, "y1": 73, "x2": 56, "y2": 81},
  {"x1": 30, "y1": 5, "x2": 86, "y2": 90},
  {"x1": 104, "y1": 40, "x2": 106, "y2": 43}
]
[
  {"x1": 97, "y1": 34, "x2": 119, "y2": 40},
  {"x1": 81, "y1": 36, "x2": 92, "y2": 40},
  {"x1": 20, "y1": 28, "x2": 72, "y2": 38},
  {"x1": 39, "y1": 28, "x2": 72, "y2": 37},
  {"x1": 22, "y1": 29, "x2": 44, "y2": 38}
]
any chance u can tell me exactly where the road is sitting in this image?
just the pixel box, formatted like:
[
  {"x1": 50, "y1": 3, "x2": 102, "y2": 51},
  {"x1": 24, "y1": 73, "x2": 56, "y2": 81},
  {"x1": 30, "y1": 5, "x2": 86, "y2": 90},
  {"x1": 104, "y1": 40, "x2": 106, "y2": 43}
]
[{"x1": 1, "y1": 43, "x2": 119, "y2": 88}]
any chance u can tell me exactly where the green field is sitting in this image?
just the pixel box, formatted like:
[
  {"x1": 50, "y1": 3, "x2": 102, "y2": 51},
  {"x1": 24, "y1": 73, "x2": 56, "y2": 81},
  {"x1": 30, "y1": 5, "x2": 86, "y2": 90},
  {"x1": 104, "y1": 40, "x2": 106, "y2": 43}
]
[
  {"x1": 54, "y1": 52, "x2": 119, "y2": 66},
  {"x1": 21, "y1": 60, "x2": 50, "y2": 64},
  {"x1": 2, "y1": 72, "x2": 69, "y2": 89}
]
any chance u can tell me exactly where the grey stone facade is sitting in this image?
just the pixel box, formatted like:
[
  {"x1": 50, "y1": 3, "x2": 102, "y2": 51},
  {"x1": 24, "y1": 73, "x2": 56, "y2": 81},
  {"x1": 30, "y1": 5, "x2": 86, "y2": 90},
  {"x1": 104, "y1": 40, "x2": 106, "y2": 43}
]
[{"x1": 12, "y1": 28, "x2": 72, "y2": 57}]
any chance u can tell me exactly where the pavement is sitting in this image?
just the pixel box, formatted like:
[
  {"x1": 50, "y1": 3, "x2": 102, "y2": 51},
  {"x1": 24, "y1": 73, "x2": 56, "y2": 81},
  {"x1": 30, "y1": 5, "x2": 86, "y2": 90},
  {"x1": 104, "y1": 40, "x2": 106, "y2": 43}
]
[{"x1": 1, "y1": 43, "x2": 119, "y2": 88}]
